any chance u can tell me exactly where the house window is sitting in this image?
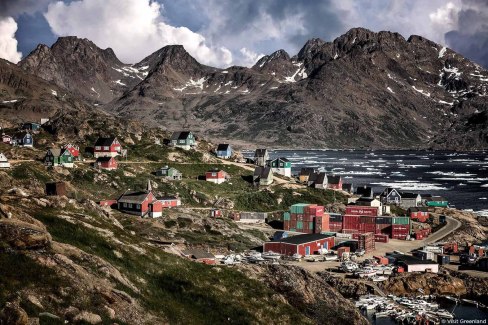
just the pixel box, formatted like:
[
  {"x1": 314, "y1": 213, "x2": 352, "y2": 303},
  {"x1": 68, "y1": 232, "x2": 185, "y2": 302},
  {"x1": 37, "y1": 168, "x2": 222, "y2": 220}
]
[
  {"x1": 179, "y1": 140, "x2": 185, "y2": 144},
  {"x1": 104, "y1": 146, "x2": 109, "y2": 151},
  {"x1": 280, "y1": 163, "x2": 283, "y2": 167},
  {"x1": 212, "y1": 173, "x2": 216, "y2": 177},
  {"x1": 129, "y1": 203, "x2": 133, "y2": 208},
  {"x1": 136, "y1": 204, "x2": 141, "y2": 209},
  {"x1": 95, "y1": 146, "x2": 101, "y2": 150},
  {"x1": 123, "y1": 203, "x2": 127, "y2": 207}
]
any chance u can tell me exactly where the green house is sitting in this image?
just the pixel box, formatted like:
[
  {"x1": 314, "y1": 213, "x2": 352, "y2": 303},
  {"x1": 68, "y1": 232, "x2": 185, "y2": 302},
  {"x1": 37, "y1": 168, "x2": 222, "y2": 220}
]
[
  {"x1": 170, "y1": 131, "x2": 196, "y2": 150},
  {"x1": 155, "y1": 166, "x2": 182, "y2": 180},
  {"x1": 426, "y1": 196, "x2": 449, "y2": 207},
  {"x1": 269, "y1": 157, "x2": 292, "y2": 177},
  {"x1": 44, "y1": 148, "x2": 74, "y2": 168}
]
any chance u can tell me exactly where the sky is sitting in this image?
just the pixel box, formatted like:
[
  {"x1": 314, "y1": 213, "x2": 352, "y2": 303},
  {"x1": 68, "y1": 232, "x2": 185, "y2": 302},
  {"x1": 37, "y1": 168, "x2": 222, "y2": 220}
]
[{"x1": 0, "y1": 0, "x2": 487, "y2": 68}]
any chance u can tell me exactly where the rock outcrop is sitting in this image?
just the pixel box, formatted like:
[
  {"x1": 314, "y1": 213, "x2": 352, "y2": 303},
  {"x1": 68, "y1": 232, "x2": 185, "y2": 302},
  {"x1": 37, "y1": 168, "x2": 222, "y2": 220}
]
[{"x1": 381, "y1": 273, "x2": 466, "y2": 297}]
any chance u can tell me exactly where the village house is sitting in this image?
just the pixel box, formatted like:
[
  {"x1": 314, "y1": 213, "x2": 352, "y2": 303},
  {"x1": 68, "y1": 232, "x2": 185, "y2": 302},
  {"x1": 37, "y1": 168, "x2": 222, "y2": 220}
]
[
  {"x1": 353, "y1": 197, "x2": 391, "y2": 215},
  {"x1": 253, "y1": 148, "x2": 269, "y2": 167},
  {"x1": 399, "y1": 192, "x2": 421, "y2": 209},
  {"x1": 307, "y1": 172, "x2": 327, "y2": 189},
  {"x1": 342, "y1": 183, "x2": 354, "y2": 194},
  {"x1": 170, "y1": 131, "x2": 196, "y2": 150},
  {"x1": 269, "y1": 157, "x2": 291, "y2": 177},
  {"x1": 159, "y1": 196, "x2": 181, "y2": 208},
  {"x1": 299, "y1": 167, "x2": 316, "y2": 183},
  {"x1": 425, "y1": 196, "x2": 449, "y2": 207},
  {"x1": 94, "y1": 137, "x2": 121, "y2": 158},
  {"x1": 380, "y1": 187, "x2": 402, "y2": 205},
  {"x1": 117, "y1": 181, "x2": 163, "y2": 218},
  {"x1": 263, "y1": 233, "x2": 335, "y2": 256},
  {"x1": 0, "y1": 153, "x2": 10, "y2": 168},
  {"x1": 22, "y1": 122, "x2": 41, "y2": 132},
  {"x1": 95, "y1": 157, "x2": 118, "y2": 170},
  {"x1": 215, "y1": 144, "x2": 232, "y2": 159},
  {"x1": 155, "y1": 166, "x2": 182, "y2": 180},
  {"x1": 12, "y1": 132, "x2": 33, "y2": 147},
  {"x1": 395, "y1": 255, "x2": 439, "y2": 273},
  {"x1": 63, "y1": 144, "x2": 80, "y2": 160},
  {"x1": 2, "y1": 134, "x2": 11, "y2": 144},
  {"x1": 253, "y1": 166, "x2": 273, "y2": 186},
  {"x1": 327, "y1": 175, "x2": 343, "y2": 190},
  {"x1": 408, "y1": 207, "x2": 430, "y2": 222},
  {"x1": 356, "y1": 185, "x2": 374, "y2": 199},
  {"x1": 44, "y1": 148, "x2": 74, "y2": 168},
  {"x1": 205, "y1": 168, "x2": 228, "y2": 184},
  {"x1": 182, "y1": 249, "x2": 216, "y2": 265}
]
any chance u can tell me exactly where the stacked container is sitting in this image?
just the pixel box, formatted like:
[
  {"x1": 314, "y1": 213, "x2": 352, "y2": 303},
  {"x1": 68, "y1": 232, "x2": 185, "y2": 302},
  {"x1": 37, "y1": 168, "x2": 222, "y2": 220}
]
[
  {"x1": 345, "y1": 206, "x2": 379, "y2": 216},
  {"x1": 358, "y1": 232, "x2": 375, "y2": 252},
  {"x1": 375, "y1": 216, "x2": 392, "y2": 235},
  {"x1": 329, "y1": 213, "x2": 343, "y2": 232},
  {"x1": 391, "y1": 216, "x2": 411, "y2": 240},
  {"x1": 374, "y1": 234, "x2": 389, "y2": 243},
  {"x1": 337, "y1": 246, "x2": 350, "y2": 258},
  {"x1": 283, "y1": 203, "x2": 328, "y2": 234}
]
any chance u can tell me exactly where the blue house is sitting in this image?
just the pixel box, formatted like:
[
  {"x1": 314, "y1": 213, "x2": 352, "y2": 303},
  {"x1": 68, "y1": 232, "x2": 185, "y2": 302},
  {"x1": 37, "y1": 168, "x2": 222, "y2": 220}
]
[
  {"x1": 216, "y1": 144, "x2": 232, "y2": 159},
  {"x1": 12, "y1": 132, "x2": 33, "y2": 147}
]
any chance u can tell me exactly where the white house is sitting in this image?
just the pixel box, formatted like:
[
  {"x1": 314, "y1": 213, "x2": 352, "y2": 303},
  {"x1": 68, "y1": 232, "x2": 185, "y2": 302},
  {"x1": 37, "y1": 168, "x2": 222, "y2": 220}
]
[{"x1": 0, "y1": 153, "x2": 10, "y2": 168}]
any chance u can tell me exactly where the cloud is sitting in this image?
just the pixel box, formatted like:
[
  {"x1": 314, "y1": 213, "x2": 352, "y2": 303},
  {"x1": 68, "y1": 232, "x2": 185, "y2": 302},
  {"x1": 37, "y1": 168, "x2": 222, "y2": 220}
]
[
  {"x1": 44, "y1": 0, "x2": 233, "y2": 66},
  {"x1": 0, "y1": 0, "x2": 52, "y2": 18},
  {"x1": 239, "y1": 48, "x2": 265, "y2": 67},
  {"x1": 445, "y1": 0, "x2": 488, "y2": 67},
  {"x1": 0, "y1": 17, "x2": 22, "y2": 63}
]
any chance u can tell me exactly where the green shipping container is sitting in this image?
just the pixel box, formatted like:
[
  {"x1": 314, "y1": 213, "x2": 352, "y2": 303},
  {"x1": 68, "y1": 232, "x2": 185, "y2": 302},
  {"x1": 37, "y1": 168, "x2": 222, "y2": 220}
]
[
  {"x1": 284, "y1": 212, "x2": 291, "y2": 221},
  {"x1": 297, "y1": 221, "x2": 303, "y2": 229},
  {"x1": 321, "y1": 232, "x2": 336, "y2": 236},
  {"x1": 392, "y1": 216, "x2": 410, "y2": 225},
  {"x1": 290, "y1": 203, "x2": 310, "y2": 214},
  {"x1": 309, "y1": 222, "x2": 314, "y2": 229},
  {"x1": 290, "y1": 228, "x2": 296, "y2": 232}
]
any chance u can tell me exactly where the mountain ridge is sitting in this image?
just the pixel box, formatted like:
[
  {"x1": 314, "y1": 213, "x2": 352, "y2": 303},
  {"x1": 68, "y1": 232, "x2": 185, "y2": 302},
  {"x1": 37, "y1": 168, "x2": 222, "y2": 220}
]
[{"x1": 12, "y1": 28, "x2": 488, "y2": 150}]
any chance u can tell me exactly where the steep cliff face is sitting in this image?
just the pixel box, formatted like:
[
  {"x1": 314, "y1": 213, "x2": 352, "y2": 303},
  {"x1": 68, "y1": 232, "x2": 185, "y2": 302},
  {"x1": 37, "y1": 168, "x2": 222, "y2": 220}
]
[{"x1": 381, "y1": 273, "x2": 467, "y2": 296}]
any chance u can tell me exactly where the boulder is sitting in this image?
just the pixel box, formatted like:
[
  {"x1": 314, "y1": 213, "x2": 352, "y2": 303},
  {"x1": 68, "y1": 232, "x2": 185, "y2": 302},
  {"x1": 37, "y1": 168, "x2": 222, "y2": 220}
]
[
  {"x1": 73, "y1": 311, "x2": 102, "y2": 324},
  {"x1": 0, "y1": 219, "x2": 52, "y2": 250},
  {"x1": 0, "y1": 302, "x2": 29, "y2": 325}
]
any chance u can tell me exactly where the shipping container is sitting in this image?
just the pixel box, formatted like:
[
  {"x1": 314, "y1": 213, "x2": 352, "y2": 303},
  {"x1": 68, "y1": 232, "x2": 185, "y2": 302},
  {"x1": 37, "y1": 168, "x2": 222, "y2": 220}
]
[
  {"x1": 329, "y1": 222, "x2": 343, "y2": 232},
  {"x1": 297, "y1": 221, "x2": 303, "y2": 229},
  {"x1": 437, "y1": 254, "x2": 450, "y2": 265},
  {"x1": 374, "y1": 256, "x2": 389, "y2": 265},
  {"x1": 337, "y1": 246, "x2": 350, "y2": 258},
  {"x1": 375, "y1": 217, "x2": 392, "y2": 224},
  {"x1": 352, "y1": 233, "x2": 360, "y2": 240},
  {"x1": 342, "y1": 229, "x2": 359, "y2": 234},
  {"x1": 330, "y1": 213, "x2": 343, "y2": 223},
  {"x1": 374, "y1": 234, "x2": 389, "y2": 243},
  {"x1": 375, "y1": 224, "x2": 392, "y2": 235},
  {"x1": 283, "y1": 212, "x2": 291, "y2": 221},
  {"x1": 290, "y1": 203, "x2": 310, "y2": 214},
  {"x1": 413, "y1": 250, "x2": 435, "y2": 261},
  {"x1": 337, "y1": 233, "x2": 353, "y2": 239},
  {"x1": 343, "y1": 215, "x2": 361, "y2": 230},
  {"x1": 392, "y1": 216, "x2": 410, "y2": 225},
  {"x1": 345, "y1": 206, "x2": 379, "y2": 216}
]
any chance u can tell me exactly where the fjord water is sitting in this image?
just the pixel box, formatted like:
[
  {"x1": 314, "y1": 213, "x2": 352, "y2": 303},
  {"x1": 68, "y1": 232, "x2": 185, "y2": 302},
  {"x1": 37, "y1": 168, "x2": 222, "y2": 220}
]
[{"x1": 246, "y1": 150, "x2": 488, "y2": 212}]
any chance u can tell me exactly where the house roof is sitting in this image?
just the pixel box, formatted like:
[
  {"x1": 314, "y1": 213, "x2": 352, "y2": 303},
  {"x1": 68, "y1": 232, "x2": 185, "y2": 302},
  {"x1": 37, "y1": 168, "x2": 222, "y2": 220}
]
[
  {"x1": 48, "y1": 148, "x2": 62, "y2": 157},
  {"x1": 118, "y1": 190, "x2": 151, "y2": 204},
  {"x1": 171, "y1": 131, "x2": 192, "y2": 140},
  {"x1": 207, "y1": 168, "x2": 225, "y2": 173},
  {"x1": 0, "y1": 153, "x2": 7, "y2": 161},
  {"x1": 396, "y1": 254, "x2": 438, "y2": 265},
  {"x1": 96, "y1": 157, "x2": 114, "y2": 162},
  {"x1": 328, "y1": 175, "x2": 341, "y2": 184},
  {"x1": 356, "y1": 186, "x2": 373, "y2": 197},
  {"x1": 399, "y1": 192, "x2": 420, "y2": 199},
  {"x1": 13, "y1": 131, "x2": 30, "y2": 139},
  {"x1": 273, "y1": 233, "x2": 333, "y2": 245},
  {"x1": 299, "y1": 167, "x2": 315, "y2": 176},
  {"x1": 309, "y1": 172, "x2": 326, "y2": 184},
  {"x1": 272, "y1": 157, "x2": 289, "y2": 162},
  {"x1": 342, "y1": 183, "x2": 353, "y2": 190},
  {"x1": 95, "y1": 137, "x2": 117, "y2": 146},
  {"x1": 254, "y1": 166, "x2": 272, "y2": 178},
  {"x1": 217, "y1": 143, "x2": 230, "y2": 151},
  {"x1": 254, "y1": 148, "x2": 268, "y2": 157},
  {"x1": 182, "y1": 249, "x2": 215, "y2": 259},
  {"x1": 355, "y1": 197, "x2": 378, "y2": 203}
]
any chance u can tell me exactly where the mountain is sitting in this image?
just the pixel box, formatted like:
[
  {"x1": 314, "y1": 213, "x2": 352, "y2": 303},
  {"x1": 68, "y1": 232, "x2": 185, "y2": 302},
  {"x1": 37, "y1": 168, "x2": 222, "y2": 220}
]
[
  {"x1": 17, "y1": 28, "x2": 488, "y2": 150},
  {"x1": 0, "y1": 58, "x2": 90, "y2": 127},
  {"x1": 19, "y1": 37, "x2": 148, "y2": 104}
]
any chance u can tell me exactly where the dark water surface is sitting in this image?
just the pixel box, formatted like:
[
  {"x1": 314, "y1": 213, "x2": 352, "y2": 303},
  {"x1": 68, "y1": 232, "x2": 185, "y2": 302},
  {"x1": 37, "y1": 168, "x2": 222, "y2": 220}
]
[{"x1": 244, "y1": 150, "x2": 488, "y2": 212}]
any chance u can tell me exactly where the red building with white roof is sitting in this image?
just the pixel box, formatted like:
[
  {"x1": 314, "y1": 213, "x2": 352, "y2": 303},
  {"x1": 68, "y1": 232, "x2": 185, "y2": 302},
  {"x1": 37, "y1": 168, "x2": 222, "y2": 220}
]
[{"x1": 263, "y1": 234, "x2": 335, "y2": 256}]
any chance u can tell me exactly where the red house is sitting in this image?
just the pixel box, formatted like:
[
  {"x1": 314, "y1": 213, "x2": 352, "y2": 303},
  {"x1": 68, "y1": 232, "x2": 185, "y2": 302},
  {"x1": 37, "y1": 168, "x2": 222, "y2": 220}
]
[
  {"x1": 117, "y1": 181, "x2": 163, "y2": 218},
  {"x1": 2, "y1": 134, "x2": 12, "y2": 144},
  {"x1": 408, "y1": 207, "x2": 430, "y2": 222},
  {"x1": 95, "y1": 157, "x2": 118, "y2": 170},
  {"x1": 159, "y1": 196, "x2": 181, "y2": 208},
  {"x1": 63, "y1": 143, "x2": 80, "y2": 160},
  {"x1": 94, "y1": 137, "x2": 121, "y2": 158},
  {"x1": 327, "y1": 175, "x2": 343, "y2": 190},
  {"x1": 263, "y1": 234, "x2": 335, "y2": 256},
  {"x1": 205, "y1": 168, "x2": 228, "y2": 184}
]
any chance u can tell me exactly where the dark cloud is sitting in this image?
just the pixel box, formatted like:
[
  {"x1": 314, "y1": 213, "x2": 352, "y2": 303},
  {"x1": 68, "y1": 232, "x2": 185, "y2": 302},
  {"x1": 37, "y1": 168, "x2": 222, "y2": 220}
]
[
  {"x1": 200, "y1": 0, "x2": 348, "y2": 55},
  {"x1": 0, "y1": 0, "x2": 51, "y2": 18},
  {"x1": 445, "y1": 0, "x2": 488, "y2": 68}
]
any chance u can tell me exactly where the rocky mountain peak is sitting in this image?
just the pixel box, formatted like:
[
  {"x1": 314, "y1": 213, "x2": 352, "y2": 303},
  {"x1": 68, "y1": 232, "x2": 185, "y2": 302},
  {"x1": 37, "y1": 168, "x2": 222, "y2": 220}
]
[
  {"x1": 253, "y1": 49, "x2": 290, "y2": 70},
  {"x1": 297, "y1": 38, "x2": 325, "y2": 60}
]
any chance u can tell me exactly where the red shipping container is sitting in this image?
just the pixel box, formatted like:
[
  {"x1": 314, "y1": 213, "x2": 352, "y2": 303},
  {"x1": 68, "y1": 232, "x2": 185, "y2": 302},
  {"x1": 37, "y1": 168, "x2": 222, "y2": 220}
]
[
  {"x1": 314, "y1": 215, "x2": 330, "y2": 233},
  {"x1": 329, "y1": 222, "x2": 343, "y2": 232},
  {"x1": 345, "y1": 206, "x2": 379, "y2": 216},
  {"x1": 284, "y1": 220, "x2": 290, "y2": 230},
  {"x1": 343, "y1": 215, "x2": 361, "y2": 230},
  {"x1": 342, "y1": 229, "x2": 360, "y2": 234},
  {"x1": 337, "y1": 246, "x2": 350, "y2": 258},
  {"x1": 375, "y1": 224, "x2": 391, "y2": 234},
  {"x1": 352, "y1": 233, "x2": 360, "y2": 240}
]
